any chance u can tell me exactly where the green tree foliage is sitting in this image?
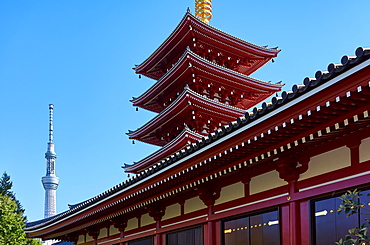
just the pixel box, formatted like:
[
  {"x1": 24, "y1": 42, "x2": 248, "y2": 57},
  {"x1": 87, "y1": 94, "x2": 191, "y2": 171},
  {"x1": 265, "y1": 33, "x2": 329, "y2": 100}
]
[
  {"x1": 0, "y1": 172, "x2": 24, "y2": 214},
  {"x1": 0, "y1": 173, "x2": 42, "y2": 245},
  {"x1": 0, "y1": 194, "x2": 28, "y2": 244},
  {"x1": 336, "y1": 189, "x2": 370, "y2": 245}
]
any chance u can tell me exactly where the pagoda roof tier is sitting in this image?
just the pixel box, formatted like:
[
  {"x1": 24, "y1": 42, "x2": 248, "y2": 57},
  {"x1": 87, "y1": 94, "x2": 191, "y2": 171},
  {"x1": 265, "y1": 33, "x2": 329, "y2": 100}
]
[
  {"x1": 134, "y1": 12, "x2": 280, "y2": 80},
  {"x1": 124, "y1": 128, "x2": 202, "y2": 174},
  {"x1": 132, "y1": 49, "x2": 283, "y2": 113},
  {"x1": 127, "y1": 87, "x2": 245, "y2": 146}
]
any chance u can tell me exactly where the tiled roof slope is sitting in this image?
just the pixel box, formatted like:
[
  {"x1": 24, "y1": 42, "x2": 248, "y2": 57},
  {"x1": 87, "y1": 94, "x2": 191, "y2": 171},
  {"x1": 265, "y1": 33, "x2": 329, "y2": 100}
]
[{"x1": 25, "y1": 46, "x2": 370, "y2": 230}]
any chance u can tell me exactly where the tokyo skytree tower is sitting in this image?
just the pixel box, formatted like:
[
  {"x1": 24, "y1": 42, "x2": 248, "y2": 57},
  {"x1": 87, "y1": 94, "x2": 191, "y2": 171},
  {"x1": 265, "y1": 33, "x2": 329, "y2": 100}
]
[{"x1": 41, "y1": 104, "x2": 59, "y2": 218}]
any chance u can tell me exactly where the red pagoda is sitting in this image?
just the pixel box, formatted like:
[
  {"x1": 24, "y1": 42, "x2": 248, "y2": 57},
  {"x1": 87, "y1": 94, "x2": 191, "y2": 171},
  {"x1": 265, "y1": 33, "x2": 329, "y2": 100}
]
[{"x1": 126, "y1": 10, "x2": 282, "y2": 173}]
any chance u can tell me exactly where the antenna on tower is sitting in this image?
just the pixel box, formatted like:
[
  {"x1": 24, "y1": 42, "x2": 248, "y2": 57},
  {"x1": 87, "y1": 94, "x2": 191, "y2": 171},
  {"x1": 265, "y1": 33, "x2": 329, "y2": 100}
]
[
  {"x1": 49, "y1": 104, "x2": 54, "y2": 143},
  {"x1": 195, "y1": 0, "x2": 213, "y2": 24}
]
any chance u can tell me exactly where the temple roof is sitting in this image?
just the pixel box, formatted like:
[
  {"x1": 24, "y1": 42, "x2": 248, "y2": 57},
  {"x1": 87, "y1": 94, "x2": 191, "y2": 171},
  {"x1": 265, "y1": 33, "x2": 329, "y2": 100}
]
[
  {"x1": 132, "y1": 49, "x2": 283, "y2": 113},
  {"x1": 124, "y1": 128, "x2": 203, "y2": 173},
  {"x1": 25, "y1": 47, "x2": 370, "y2": 239},
  {"x1": 134, "y1": 12, "x2": 280, "y2": 80},
  {"x1": 127, "y1": 86, "x2": 246, "y2": 146}
]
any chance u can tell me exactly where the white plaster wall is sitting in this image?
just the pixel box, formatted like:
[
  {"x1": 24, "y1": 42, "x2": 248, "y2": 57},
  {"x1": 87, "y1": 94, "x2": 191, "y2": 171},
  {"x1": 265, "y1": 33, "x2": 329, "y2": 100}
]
[
  {"x1": 215, "y1": 182, "x2": 244, "y2": 205},
  {"x1": 125, "y1": 218, "x2": 138, "y2": 231},
  {"x1": 184, "y1": 196, "x2": 205, "y2": 214},
  {"x1": 162, "y1": 203, "x2": 181, "y2": 221},
  {"x1": 141, "y1": 213, "x2": 155, "y2": 226},
  {"x1": 85, "y1": 234, "x2": 93, "y2": 243},
  {"x1": 109, "y1": 224, "x2": 120, "y2": 235},
  {"x1": 76, "y1": 235, "x2": 84, "y2": 244},
  {"x1": 300, "y1": 146, "x2": 350, "y2": 180},
  {"x1": 250, "y1": 170, "x2": 286, "y2": 195},
  {"x1": 98, "y1": 227, "x2": 108, "y2": 239}
]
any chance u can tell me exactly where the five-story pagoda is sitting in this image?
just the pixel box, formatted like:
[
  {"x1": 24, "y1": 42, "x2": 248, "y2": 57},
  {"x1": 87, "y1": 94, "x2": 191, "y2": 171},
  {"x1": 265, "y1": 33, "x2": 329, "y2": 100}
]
[{"x1": 126, "y1": 2, "x2": 283, "y2": 174}]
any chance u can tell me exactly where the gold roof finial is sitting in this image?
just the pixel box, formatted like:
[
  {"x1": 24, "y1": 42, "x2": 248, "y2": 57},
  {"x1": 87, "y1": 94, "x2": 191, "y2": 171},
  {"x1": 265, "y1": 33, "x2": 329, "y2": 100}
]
[{"x1": 195, "y1": 0, "x2": 212, "y2": 24}]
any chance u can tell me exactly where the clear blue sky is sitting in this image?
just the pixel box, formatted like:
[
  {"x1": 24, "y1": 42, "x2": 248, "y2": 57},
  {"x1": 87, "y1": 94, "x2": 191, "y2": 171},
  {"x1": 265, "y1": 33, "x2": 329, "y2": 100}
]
[{"x1": 1, "y1": 0, "x2": 369, "y2": 222}]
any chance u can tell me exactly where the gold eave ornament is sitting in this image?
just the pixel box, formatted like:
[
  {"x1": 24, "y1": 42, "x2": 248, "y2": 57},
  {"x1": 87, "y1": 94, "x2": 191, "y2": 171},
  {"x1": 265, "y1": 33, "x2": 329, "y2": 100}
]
[{"x1": 195, "y1": 0, "x2": 212, "y2": 24}]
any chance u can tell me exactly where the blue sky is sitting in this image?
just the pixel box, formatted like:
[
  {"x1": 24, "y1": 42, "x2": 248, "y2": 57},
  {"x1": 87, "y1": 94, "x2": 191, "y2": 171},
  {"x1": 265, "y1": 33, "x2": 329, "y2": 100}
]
[{"x1": 1, "y1": 0, "x2": 369, "y2": 222}]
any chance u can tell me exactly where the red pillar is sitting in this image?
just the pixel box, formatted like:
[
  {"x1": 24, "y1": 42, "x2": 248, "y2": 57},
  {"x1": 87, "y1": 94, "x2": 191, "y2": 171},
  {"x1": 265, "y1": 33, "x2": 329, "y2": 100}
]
[
  {"x1": 207, "y1": 205, "x2": 214, "y2": 245},
  {"x1": 287, "y1": 180, "x2": 301, "y2": 245},
  {"x1": 113, "y1": 218, "x2": 127, "y2": 245},
  {"x1": 197, "y1": 186, "x2": 220, "y2": 245},
  {"x1": 277, "y1": 156, "x2": 309, "y2": 245},
  {"x1": 154, "y1": 221, "x2": 161, "y2": 245},
  {"x1": 148, "y1": 206, "x2": 165, "y2": 245}
]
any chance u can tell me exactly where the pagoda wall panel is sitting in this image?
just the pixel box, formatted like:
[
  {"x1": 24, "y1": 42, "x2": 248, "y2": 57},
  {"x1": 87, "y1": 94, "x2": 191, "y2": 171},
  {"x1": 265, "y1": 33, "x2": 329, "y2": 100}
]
[
  {"x1": 215, "y1": 182, "x2": 244, "y2": 205},
  {"x1": 250, "y1": 170, "x2": 286, "y2": 195},
  {"x1": 126, "y1": 218, "x2": 138, "y2": 232},
  {"x1": 163, "y1": 203, "x2": 181, "y2": 221},
  {"x1": 184, "y1": 196, "x2": 205, "y2": 214},
  {"x1": 360, "y1": 137, "x2": 370, "y2": 163},
  {"x1": 141, "y1": 213, "x2": 155, "y2": 226},
  {"x1": 300, "y1": 146, "x2": 350, "y2": 180},
  {"x1": 109, "y1": 225, "x2": 120, "y2": 235}
]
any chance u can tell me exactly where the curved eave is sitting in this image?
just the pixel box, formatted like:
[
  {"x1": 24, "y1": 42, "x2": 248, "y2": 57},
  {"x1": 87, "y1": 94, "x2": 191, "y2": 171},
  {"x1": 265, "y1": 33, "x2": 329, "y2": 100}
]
[
  {"x1": 128, "y1": 88, "x2": 246, "y2": 146},
  {"x1": 133, "y1": 49, "x2": 283, "y2": 112},
  {"x1": 134, "y1": 12, "x2": 279, "y2": 79},
  {"x1": 25, "y1": 47, "x2": 370, "y2": 239},
  {"x1": 125, "y1": 129, "x2": 203, "y2": 174}
]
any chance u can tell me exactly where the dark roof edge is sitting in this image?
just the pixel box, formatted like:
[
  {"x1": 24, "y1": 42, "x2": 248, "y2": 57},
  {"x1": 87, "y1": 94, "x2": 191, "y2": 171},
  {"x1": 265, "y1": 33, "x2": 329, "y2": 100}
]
[{"x1": 26, "y1": 46, "x2": 370, "y2": 231}]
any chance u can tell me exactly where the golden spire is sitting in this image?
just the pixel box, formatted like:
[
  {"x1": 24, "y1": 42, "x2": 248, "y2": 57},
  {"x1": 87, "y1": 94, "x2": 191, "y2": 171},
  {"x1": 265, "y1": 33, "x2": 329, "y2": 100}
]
[{"x1": 195, "y1": 0, "x2": 212, "y2": 24}]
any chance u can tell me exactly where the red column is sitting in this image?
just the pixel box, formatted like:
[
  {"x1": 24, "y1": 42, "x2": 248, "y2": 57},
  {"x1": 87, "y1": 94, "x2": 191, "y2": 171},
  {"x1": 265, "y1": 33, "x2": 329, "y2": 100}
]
[
  {"x1": 277, "y1": 156, "x2": 310, "y2": 245},
  {"x1": 197, "y1": 186, "x2": 220, "y2": 245},
  {"x1": 154, "y1": 221, "x2": 161, "y2": 245},
  {"x1": 280, "y1": 196, "x2": 301, "y2": 245},
  {"x1": 207, "y1": 205, "x2": 214, "y2": 245},
  {"x1": 288, "y1": 186, "x2": 300, "y2": 245},
  {"x1": 113, "y1": 218, "x2": 127, "y2": 245},
  {"x1": 148, "y1": 206, "x2": 165, "y2": 245}
]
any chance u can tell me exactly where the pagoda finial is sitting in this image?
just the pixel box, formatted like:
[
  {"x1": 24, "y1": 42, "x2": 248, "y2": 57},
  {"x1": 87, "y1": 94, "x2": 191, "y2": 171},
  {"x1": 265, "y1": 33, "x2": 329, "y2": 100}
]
[{"x1": 195, "y1": 0, "x2": 212, "y2": 24}]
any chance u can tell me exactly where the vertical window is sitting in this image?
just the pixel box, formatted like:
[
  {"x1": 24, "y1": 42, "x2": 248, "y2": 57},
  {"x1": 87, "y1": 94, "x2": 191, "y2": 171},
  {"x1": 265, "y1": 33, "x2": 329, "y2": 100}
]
[
  {"x1": 166, "y1": 226, "x2": 203, "y2": 245},
  {"x1": 128, "y1": 236, "x2": 153, "y2": 245},
  {"x1": 223, "y1": 209, "x2": 280, "y2": 245},
  {"x1": 313, "y1": 190, "x2": 370, "y2": 244}
]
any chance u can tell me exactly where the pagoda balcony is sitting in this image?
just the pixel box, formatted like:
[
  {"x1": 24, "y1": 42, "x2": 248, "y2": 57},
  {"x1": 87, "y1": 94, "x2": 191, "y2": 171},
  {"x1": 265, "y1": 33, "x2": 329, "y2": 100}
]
[
  {"x1": 134, "y1": 11, "x2": 279, "y2": 80},
  {"x1": 132, "y1": 49, "x2": 283, "y2": 113},
  {"x1": 127, "y1": 87, "x2": 246, "y2": 146}
]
